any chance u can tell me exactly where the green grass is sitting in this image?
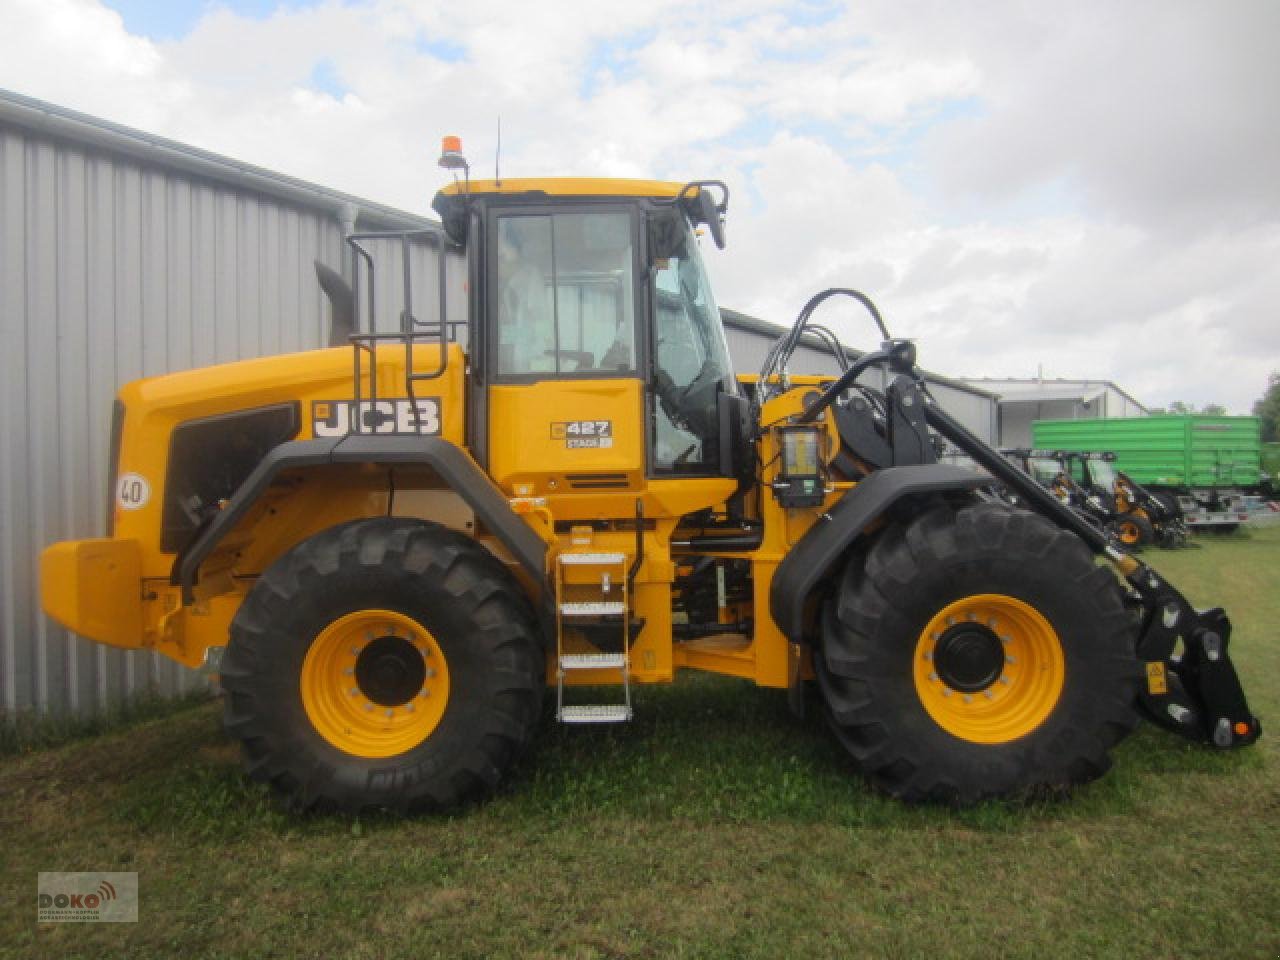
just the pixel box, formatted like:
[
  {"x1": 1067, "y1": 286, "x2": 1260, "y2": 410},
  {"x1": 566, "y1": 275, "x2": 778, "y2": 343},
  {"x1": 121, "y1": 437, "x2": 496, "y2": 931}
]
[
  {"x1": 4, "y1": 529, "x2": 1279, "y2": 959},
  {"x1": 0, "y1": 689, "x2": 212, "y2": 757}
]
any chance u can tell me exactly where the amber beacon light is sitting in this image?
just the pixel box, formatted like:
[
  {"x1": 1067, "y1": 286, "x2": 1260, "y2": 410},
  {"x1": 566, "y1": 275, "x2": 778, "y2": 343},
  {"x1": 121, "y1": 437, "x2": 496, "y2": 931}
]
[{"x1": 438, "y1": 135, "x2": 468, "y2": 170}]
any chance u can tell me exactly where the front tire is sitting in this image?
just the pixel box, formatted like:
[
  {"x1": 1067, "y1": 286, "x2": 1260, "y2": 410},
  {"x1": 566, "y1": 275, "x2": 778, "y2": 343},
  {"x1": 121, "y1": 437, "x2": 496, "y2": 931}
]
[
  {"x1": 1114, "y1": 511, "x2": 1155, "y2": 547},
  {"x1": 220, "y1": 517, "x2": 544, "y2": 814},
  {"x1": 817, "y1": 501, "x2": 1139, "y2": 805}
]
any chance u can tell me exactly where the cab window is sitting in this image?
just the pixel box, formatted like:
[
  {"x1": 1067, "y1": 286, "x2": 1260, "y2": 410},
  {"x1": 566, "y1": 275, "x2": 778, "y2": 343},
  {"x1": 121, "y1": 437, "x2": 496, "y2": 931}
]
[
  {"x1": 650, "y1": 227, "x2": 736, "y2": 474},
  {"x1": 493, "y1": 212, "x2": 636, "y2": 377}
]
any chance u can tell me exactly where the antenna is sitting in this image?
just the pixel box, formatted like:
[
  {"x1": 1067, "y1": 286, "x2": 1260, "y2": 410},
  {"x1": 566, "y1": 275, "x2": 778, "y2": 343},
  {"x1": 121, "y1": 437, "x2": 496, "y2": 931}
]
[{"x1": 495, "y1": 116, "x2": 502, "y2": 187}]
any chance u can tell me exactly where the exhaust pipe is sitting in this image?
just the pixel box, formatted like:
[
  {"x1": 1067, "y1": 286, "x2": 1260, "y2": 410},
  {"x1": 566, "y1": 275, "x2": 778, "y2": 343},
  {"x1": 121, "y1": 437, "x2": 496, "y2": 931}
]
[{"x1": 314, "y1": 260, "x2": 355, "y2": 346}]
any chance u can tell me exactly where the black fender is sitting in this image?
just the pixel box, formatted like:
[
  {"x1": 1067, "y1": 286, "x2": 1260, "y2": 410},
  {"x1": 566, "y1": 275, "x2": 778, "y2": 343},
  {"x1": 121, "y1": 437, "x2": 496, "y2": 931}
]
[
  {"x1": 172, "y1": 434, "x2": 548, "y2": 604},
  {"x1": 769, "y1": 464, "x2": 987, "y2": 642}
]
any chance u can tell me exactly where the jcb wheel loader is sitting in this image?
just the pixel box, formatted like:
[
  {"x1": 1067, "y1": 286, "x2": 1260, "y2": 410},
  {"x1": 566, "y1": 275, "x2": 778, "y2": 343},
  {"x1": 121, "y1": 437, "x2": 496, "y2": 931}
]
[{"x1": 40, "y1": 145, "x2": 1260, "y2": 811}]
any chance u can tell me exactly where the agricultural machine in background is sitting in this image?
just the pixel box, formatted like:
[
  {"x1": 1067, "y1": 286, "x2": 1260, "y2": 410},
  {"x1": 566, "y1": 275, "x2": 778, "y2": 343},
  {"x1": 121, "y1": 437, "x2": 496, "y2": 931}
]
[
  {"x1": 998, "y1": 449, "x2": 1186, "y2": 548},
  {"x1": 1068, "y1": 452, "x2": 1188, "y2": 548},
  {"x1": 1034, "y1": 415, "x2": 1269, "y2": 532},
  {"x1": 40, "y1": 142, "x2": 1261, "y2": 813}
]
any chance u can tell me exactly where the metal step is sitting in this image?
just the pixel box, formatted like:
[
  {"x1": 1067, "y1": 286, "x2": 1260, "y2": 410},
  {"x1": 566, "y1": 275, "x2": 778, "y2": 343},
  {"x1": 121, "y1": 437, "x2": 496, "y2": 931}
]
[
  {"x1": 558, "y1": 704, "x2": 633, "y2": 724},
  {"x1": 558, "y1": 552, "x2": 627, "y2": 566},
  {"x1": 560, "y1": 653, "x2": 627, "y2": 670},
  {"x1": 560, "y1": 601, "x2": 625, "y2": 617}
]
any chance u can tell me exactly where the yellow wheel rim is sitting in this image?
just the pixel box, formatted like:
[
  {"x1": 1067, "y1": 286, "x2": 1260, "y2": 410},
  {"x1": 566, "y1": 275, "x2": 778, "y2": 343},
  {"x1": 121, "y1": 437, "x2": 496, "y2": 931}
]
[
  {"x1": 300, "y1": 609, "x2": 450, "y2": 758},
  {"x1": 913, "y1": 594, "x2": 1065, "y2": 744}
]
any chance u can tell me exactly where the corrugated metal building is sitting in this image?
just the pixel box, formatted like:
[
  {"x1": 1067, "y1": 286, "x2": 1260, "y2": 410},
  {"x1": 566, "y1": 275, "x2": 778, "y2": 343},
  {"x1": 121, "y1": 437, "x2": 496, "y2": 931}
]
[
  {"x1": 1, "y1": 89, "x2": 996, "y2": 718},
  {"x1": 960, "y1": 377, "x2": 1149, "y2": 448},
  {"x1": 0, "y1": 88, "x2": 440, "y2": 717}
]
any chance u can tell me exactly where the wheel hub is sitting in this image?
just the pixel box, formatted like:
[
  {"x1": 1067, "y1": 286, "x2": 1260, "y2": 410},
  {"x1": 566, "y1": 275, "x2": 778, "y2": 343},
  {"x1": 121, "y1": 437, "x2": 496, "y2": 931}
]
[
  {"x1": 300, "y1": 609, "x2": 450, "y2": 758},
  {"x1": 913, "y1": 594, "x2": 1066, "y2": 744},
  {"x1": 933, "y1": 624, "x2": 1004, "y2": 692},
  {"x1": 355, "y1": 635, "x2": 427, "y2": 706}
]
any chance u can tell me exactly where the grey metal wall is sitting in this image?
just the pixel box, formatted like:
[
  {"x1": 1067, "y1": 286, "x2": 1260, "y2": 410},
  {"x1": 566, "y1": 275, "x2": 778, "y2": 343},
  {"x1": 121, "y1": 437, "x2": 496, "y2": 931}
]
[
  {"x1": 926, "y1": 381, "x2": 1000, "y2": 446},
  {"x1": 0, "y1": 120, "x2": 349, "y2": 716},
  {"x1": 358, "y1": 233, "x2": 468, "y2": 342},
  {"x1": 1000, "y1": 400, "x2": 1086, "y2": 448}
]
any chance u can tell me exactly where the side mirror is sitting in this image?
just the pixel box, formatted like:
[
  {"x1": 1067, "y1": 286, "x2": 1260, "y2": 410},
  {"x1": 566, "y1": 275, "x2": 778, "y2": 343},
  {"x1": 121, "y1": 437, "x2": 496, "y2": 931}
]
[
  {"x1": 697, "y1": 188, "x2": 725, "y2": 249},
  {"x1": 673, "y1": 180, "x2": 729, "y2": 250}
]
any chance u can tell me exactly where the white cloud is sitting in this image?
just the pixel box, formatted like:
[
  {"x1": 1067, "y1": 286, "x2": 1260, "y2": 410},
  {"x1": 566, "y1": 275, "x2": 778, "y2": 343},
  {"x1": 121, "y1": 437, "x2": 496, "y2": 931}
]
[
  {"x1": 0, "y1": 0, "x2": 184, "y2": 128},
  {"x1": 0, "y1": 0, "x2": 1276, "y2": 411}
]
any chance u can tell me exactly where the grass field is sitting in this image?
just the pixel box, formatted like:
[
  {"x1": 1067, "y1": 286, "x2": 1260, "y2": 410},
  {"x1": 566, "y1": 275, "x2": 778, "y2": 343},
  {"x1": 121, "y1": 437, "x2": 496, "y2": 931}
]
[{"x1": 4, "y1": 528, "x2": 1279, "y2": 959}]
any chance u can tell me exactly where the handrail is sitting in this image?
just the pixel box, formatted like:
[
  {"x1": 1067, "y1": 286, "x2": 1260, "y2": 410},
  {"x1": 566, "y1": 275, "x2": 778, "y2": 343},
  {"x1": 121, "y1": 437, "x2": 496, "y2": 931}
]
[{"x1": 344, "y1": 225, "x2": 455, "y2": 435}]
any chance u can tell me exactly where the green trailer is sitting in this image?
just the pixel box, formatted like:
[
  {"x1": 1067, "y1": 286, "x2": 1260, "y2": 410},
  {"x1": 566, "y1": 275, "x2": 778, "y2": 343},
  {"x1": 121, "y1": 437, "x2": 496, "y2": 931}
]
[{"x1": 1032, "y1": 415, "x2": 1263, "y2": 530}]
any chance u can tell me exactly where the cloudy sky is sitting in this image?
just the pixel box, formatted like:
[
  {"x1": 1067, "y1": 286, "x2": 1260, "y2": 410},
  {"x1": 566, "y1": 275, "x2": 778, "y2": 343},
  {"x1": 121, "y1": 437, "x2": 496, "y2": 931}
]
[{"x1": 3, "y1": 0, "x2": 1277, "y2": 411}]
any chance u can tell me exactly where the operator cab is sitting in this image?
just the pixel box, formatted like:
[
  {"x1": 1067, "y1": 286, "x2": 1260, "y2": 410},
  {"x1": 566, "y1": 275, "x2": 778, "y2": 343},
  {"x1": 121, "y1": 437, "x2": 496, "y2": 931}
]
[{"x1": 432, "y1": 176, "x2": 747, "y2": 491}]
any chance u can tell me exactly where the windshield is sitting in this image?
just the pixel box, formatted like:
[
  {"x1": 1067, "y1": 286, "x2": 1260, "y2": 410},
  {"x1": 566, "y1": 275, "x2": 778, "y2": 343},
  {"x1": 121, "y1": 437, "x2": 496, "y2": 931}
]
[
  {"x1": 1086, "y1": 458, "x2": 1116, "y2": 489},
  {"x1": 1028, "y1": 457, "x2": 1063, "y2": 487},
  {"x1": 650, "y1": 218, "x2": 736, "y2": 473}
]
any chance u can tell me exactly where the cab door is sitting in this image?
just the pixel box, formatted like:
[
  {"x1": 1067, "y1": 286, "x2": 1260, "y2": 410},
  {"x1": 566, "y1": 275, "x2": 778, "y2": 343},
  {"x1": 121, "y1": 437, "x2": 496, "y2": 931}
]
[{"x1": 485, "y1": 205, "x2": 646, "y2": 513}]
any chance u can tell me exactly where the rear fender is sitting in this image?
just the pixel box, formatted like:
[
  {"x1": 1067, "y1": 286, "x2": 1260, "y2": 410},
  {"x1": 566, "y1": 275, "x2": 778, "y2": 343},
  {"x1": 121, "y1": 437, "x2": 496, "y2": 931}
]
[{"x1": 173, "y1": 435, "x2": 549, "y2": 604}]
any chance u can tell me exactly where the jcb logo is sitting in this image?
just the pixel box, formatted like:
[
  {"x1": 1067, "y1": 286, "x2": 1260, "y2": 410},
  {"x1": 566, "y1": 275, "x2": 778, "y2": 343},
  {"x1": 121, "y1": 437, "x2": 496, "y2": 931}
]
[{"x1": 312, "y1": 399, "x2": 442, "y2": 438}]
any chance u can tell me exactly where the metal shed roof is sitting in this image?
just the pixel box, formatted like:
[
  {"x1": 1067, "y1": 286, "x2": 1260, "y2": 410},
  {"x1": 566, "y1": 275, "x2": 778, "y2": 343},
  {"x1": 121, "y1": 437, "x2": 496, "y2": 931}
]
[
  {"x1": 0, "y1": 86, "x2": 434, "y2": 232},
  {"x1": 964, "y1": 376, "x2": 1149, "y2": 413}
]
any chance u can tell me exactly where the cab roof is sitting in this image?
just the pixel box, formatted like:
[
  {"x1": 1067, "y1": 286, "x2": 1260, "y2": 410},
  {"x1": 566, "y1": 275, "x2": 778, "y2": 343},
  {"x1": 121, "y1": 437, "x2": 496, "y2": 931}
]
[{"x1": 435, "y1": 177, "x2": 686, "y2": 200}]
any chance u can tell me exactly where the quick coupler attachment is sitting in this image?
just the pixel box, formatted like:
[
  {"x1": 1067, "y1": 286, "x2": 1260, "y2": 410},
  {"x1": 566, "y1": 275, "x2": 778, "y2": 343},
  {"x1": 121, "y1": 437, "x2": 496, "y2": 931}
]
[{"x1": 1129, "y1": 564, "x2": 1261, "y2": 748}]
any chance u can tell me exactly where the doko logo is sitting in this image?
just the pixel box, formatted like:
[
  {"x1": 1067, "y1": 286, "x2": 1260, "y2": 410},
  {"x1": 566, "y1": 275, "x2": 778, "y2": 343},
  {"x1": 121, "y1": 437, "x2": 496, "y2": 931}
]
[{"x1": 37, "y1": 872, "x2": 138, "y2": 923}]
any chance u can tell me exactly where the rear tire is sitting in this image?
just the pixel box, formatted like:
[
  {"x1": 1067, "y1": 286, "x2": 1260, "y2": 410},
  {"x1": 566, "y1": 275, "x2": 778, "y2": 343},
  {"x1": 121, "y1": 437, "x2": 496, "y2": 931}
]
[
  {"x1": 221, "y1": 517, "x2": 544, "y2": 814},
  {"x1": 817, "y1": 501, "x2": 1139, "y2": 805}
]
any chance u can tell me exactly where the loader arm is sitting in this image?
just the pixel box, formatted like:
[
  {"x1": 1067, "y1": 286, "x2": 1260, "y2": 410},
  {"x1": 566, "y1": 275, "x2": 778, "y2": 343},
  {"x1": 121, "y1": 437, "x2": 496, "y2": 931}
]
[{"x1": 773, "y1": 288, "x2": 1259, "y2": 752}]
